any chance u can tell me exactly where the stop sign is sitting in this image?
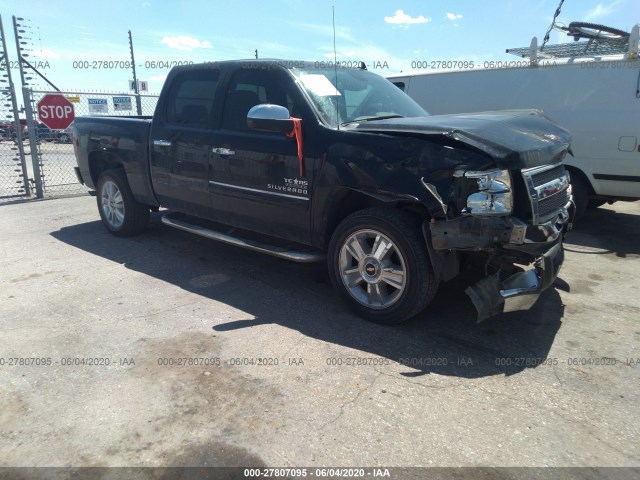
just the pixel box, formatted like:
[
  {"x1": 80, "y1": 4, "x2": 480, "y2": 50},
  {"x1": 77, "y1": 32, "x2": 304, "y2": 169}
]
[{"x1": 37, "y1": 94, "x2": 75, "y2": 130}]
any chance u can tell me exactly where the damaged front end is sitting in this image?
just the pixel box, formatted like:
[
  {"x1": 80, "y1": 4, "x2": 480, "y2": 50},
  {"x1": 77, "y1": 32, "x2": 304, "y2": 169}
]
[
  {"x1": 465, "y1": 241, "x2": 565, "y2": 321},
  {"x1": 428, "y1": 163, "x2": 574, "y2": 321}
]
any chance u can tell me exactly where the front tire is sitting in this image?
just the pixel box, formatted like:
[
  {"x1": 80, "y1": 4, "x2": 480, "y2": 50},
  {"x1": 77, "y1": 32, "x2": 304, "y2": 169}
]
[
  {"x1": 570, "y1": 174, "x2": 589, "y2": 220},
  {"x1": 328, "y1": 208, "x2": 439, "y2": 324},
  {"x1": 96, "y1": 169, "x2": 149, "y2": 237}
]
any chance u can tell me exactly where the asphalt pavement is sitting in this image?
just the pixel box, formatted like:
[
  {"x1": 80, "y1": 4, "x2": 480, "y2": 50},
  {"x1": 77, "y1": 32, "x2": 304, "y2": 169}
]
[{"x1": 1, "y1": 196, "x2": 639, "y2": 474}]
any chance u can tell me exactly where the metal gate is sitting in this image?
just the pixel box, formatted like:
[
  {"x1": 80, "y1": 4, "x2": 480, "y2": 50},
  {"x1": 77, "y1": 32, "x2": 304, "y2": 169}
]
[
  {"x1": 22, "y1": 90, "x2": 159, "y2": 197},
  {"x1": 1, "y1": 13, "x2": 161, "y2": 202},
  {"x1": 0, "y1": 16, "x2": 30, "y2": 202}
]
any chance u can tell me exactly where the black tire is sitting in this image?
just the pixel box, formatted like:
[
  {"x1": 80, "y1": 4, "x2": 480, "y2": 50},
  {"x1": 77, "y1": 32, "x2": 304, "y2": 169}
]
[
  {"x1": 96, "y1": 169, "x2": 149, "y2": 237},
  {"x1": 570, "y1": 173, "x2": 589, "y2": 220},
  {"x1": 567, "y1": 22, "x2": 629, "y2": 41},
  {"x1": 328, "y1": 208, "x2": 439, "y2": 324}
]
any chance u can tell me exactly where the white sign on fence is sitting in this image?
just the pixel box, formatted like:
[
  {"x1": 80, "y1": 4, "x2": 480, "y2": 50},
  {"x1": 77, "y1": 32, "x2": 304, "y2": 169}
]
[
  {"x1": 113, "y1": 96, "x2": 133, "y2": 111},
  {"x1": 88, "y1": 98, "x2": 108, "y2": 114}
]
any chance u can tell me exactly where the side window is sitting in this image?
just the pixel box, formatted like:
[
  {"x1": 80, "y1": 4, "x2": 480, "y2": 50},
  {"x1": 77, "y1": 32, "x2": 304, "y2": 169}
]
[
  {"x1": 221, "y1": 69, "x2": 299, "y2": 131},
  {"x1": 286, "y1": 93, "x2": 302, "y2": 118},
  {"x1": 165, "y1": 70, "x2": 220, "y2": 128},
  {"x1": 233, "y1": 83, "x2": 268, "y2": 103}
]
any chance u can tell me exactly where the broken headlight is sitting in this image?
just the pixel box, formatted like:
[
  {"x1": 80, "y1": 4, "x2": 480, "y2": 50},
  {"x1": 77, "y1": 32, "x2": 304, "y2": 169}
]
[{"x1": 464, "y1": 169, "x2": 512, "y2": 216}]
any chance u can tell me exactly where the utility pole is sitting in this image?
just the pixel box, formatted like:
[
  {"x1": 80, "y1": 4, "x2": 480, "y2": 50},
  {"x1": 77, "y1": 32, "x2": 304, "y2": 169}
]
[{"x1": 128, "y1": 30, "x2": 142, "y2": 115}]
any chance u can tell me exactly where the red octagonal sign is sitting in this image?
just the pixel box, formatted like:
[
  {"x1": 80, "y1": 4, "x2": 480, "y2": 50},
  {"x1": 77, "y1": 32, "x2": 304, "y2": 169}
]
[{"x1": 37, "y1": 94, "x2": 75, "y2": 130}]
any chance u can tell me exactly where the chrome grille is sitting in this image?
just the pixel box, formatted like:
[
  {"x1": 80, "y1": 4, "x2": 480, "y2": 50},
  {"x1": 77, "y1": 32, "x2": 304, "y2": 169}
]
[
  {"x1": 521, "y1": 164, "x2": 571, "y2": 225},
  {"x1": 531, "y1": 165, "x2": 565, "y2": 188},
  {"x1": 538, "y1": 188, "x2": 571, "y2": 218}
]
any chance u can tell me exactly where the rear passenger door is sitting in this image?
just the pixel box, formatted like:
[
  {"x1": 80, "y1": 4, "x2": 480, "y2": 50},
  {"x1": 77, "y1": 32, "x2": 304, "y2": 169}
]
[
  {"x1": 150, "y1": 67, "x2": 222, "y2": 217},
  {"x1": 209, "y1": 68, "x2": 313, "y2": 243}
]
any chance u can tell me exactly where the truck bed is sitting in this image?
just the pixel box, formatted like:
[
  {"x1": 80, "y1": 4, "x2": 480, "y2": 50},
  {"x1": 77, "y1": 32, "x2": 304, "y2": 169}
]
[{"x1": 74, "y1": 116, "x2": 157, "y2": 206}]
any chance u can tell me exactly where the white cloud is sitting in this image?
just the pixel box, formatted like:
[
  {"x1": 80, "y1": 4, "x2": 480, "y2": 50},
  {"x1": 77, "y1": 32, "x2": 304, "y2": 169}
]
[
  {"x1": 584, "y1": 1, "x2": 623, "y2": 21},
  {"x1": 446, "y1": 13, "x2": 463, "y2": 21},
  {"x1": 384, "y1": 10, "x2": 431, "y2": 26},
  {"x1": 161, "y1": 36, "x2": 212, "y2": 51},
  {"x1": 142, "y1": 1, "x2": 151, "y2": 6}
]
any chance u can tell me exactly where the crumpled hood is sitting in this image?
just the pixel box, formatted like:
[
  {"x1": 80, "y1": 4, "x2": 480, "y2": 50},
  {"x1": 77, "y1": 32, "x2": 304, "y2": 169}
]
[{"x1": 354, "y1": 109, "x2": 571, "y2": 169}]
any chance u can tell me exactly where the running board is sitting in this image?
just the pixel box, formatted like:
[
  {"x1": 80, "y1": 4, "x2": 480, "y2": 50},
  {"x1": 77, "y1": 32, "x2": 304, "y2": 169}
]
[{"x1": 161, "y1": 215, "x2": 325, "y2": 263}]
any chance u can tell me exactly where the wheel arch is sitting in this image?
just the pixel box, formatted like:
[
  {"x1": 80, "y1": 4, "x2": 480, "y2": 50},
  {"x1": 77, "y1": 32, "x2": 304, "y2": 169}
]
[
  {"x1": 88, "y1": 150, "x2": 126, "y2": 188},
  {"x1": 318, "y1": 186, "x2": 431, "y2": 250}
]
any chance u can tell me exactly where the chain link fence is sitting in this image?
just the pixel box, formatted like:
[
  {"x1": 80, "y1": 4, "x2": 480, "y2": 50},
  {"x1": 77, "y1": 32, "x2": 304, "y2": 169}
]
[
  {"x1": 23, "y1": 90, "x2": 159, "y2": 197},
  {"x1": 0, "y1": 88, "x2": 30, "y2": 202}
]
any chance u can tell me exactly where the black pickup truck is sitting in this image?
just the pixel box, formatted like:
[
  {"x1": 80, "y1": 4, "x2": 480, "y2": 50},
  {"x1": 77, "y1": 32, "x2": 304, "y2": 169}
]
[{"x1": 73, "y1": 60, "x2": 574, "y2": 324}]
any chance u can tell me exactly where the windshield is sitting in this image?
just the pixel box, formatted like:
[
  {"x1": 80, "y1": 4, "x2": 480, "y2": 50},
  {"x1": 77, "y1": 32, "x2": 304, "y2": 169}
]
[{"x1": 290, "y1": 67, "x2": 427, "y2": 128}]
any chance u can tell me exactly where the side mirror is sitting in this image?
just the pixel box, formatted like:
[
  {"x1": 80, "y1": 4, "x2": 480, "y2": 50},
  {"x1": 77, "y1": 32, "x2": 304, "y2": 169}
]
[{"x1": 247, "y1": 104, "x2": 295, "y2": 134}]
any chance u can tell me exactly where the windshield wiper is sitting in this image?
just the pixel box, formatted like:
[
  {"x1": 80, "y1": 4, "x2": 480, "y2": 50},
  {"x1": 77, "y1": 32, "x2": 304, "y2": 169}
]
[{"x1": 340, "y1": 114, "x2": 404, "y2": 127}]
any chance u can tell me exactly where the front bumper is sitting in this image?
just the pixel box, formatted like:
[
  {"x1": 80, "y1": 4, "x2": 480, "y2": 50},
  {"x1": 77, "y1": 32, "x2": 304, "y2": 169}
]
[
  {"x1": 462, "y1": 200, "x2": 573, "y2": 321},
  {"x1": 465, "y1": 240, "x2": 564, "y2": 321}
]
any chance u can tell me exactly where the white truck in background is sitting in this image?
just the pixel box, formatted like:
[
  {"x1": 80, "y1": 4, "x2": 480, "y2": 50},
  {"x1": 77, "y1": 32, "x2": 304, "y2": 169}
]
[{"x1": 388, "y1": 22, "x2": 640, "y2": 218}]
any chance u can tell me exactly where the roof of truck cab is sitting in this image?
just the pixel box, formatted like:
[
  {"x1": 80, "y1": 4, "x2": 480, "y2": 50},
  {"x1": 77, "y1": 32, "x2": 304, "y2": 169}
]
[
  {"x1": 168, "y1": 59, "x2": 370, "y2": 73},
  {"x1": 170, "y1": 60, "x2": 290, "y2": 69}
]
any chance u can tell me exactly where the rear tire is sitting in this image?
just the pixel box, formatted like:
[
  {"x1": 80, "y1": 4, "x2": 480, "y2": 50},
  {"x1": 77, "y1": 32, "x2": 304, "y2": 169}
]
[
  {"x1": 96, "y1": 169, "x2": 149, "y2": 237},
  {"x1": 328, "y1": 208, "x2": 439, "y2": 324}
]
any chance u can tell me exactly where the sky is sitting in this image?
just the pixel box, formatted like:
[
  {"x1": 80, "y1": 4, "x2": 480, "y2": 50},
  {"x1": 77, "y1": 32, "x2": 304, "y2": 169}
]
[{"x1": 0, "y1": 0, "x2": 638, "y2": 99}]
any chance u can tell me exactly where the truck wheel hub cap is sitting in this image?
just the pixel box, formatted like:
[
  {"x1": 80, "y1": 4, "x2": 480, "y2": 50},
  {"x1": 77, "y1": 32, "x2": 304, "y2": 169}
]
[
  {"x1": 361, "y1": 258, "x2": 381, "y2": 283},
  {"x1": 338, "y1": 229, "x2": 407, "y2": 309}
]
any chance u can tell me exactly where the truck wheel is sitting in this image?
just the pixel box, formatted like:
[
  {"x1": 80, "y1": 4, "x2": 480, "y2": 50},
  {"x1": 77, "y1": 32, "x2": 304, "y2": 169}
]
[
  {"x1": 96, "y1": 169, "x2": 149, "y2": 237},
  {"x1": 328, "y1": 208, "x2": 439, "y2": 324},
  {"x1": 570, "y1": 174, "x2": 589, "y2": 220}
]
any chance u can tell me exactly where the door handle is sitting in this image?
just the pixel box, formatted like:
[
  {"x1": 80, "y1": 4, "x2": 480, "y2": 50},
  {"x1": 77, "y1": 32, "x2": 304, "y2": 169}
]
[
  {"x1": 212, "y1": 147, "x2": 235, "y2": 156},
  {"x1": 153, "y1": 139, "x2": 172, "y2": 147}
]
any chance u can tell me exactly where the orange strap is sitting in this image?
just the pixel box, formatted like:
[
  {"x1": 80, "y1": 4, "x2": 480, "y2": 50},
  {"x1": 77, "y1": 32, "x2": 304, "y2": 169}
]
[{"x1": 286, "y1": 117, "x2": 304, "y2": 177}]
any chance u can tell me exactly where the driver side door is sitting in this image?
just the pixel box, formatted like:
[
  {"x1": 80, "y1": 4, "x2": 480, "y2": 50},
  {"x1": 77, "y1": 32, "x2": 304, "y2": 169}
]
[{"x1": 209, "y1": 68, "x2": 315, "y2": 244}]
